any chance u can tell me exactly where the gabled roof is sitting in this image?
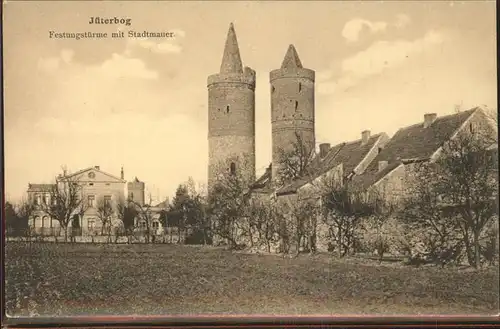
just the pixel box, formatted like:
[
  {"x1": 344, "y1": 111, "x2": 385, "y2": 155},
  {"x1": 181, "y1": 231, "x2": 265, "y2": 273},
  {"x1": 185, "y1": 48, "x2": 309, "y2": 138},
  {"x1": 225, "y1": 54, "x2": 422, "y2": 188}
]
[
  {"x1": 27, "y1": 184, "x2": 55, "y2": 192},
  {"x1": 351, "y1": 108, "x2": 479, "y2": 190},
  {"x1": 61, "y1": 166, "x2": 126, "y2": 183},
  {"x1": 276, "y1": 133, "x2": 384, "y2": 195},
  {"x1": 250, "y1": 164, "x2": 274, "y2": 194}
]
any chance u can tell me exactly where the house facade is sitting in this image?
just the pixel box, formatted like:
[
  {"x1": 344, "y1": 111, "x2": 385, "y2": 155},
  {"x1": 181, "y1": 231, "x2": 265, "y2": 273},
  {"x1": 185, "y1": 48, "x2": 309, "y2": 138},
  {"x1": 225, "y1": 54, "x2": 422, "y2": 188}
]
[{"x1": 27, "y1": 166, "x2": 166, "y2": 237}]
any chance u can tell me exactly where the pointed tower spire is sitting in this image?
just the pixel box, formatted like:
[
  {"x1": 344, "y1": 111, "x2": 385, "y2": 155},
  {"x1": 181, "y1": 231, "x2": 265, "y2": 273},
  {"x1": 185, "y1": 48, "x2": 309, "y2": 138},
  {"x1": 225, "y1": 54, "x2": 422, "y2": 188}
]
[
  {"x1": 220, "y1": 23, "x2": 243, "y2": 74},
  {"x1": 281, "y1": 44, "x2": 303, "y2": 69}
]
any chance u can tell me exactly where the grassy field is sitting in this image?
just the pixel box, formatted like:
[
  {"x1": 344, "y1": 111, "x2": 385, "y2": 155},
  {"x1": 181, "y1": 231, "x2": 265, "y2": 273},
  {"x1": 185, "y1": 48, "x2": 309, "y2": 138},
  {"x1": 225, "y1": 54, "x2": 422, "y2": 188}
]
[{"x1": 4, "y1": 242, "x2": 499, "y2": 317}]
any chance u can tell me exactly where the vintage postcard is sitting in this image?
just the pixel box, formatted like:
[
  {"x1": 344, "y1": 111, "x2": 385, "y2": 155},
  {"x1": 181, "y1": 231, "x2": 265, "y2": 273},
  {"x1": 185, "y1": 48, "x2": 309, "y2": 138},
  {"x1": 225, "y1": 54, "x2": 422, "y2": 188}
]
[{"x1": 3, "y1": 0, "x2": 499, "y2": 319}]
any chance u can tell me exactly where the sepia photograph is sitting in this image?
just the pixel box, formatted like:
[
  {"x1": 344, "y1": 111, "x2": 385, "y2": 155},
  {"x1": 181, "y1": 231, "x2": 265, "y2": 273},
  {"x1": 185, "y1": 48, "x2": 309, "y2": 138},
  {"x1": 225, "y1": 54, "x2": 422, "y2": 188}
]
[{"x1": 3, "y1": 0, "x2": 499, "y2": 319}]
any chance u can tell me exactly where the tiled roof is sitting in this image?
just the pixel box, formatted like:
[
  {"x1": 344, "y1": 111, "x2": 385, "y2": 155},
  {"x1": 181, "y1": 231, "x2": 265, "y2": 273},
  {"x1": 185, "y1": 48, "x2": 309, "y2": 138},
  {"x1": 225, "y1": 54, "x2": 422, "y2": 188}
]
[
  {"x1": 276, "y1": 134, "x2": 383, "y2": 195},
  {"x1": 27, "y1": 184, "x2": 55, "y2": 192},
  {"x1": 351, "y1": 108, "x2": 479, "y2": 190},
  {"x1": 251, "y1": 164, "x2": 274, "y2": 194}
]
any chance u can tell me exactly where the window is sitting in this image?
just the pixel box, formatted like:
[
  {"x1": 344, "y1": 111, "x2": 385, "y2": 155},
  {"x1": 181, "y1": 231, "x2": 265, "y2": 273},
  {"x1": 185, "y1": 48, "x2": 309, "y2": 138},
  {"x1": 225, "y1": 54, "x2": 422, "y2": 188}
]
[
  {"x1": 141, "y1": 221, "x2": 147, "y2": 229},
  {"x1": 378, "y1": 147, "x2": 383, "y2": 154},
  {"x1": 104, "y1": 195, "x2": 112, "y2": 206},
  {"x1": 271, "y1": 85, "x2": 275, "y2": 93},
  {"x1": 88, "y1": 220, "x2": 95, "y2": 230},
  {"x1": 298, "y1": 82, "x2": 302, "y2": 92},
  {"x1": 295, "y1": 101, "x2": 298, "y2": 111},
  {"x1": 129, "y1": 192, "x2": 134, "y2": 200},
  {"x1": 42, "y1": 194, "x2": 48, "y2": 205},
  {"x1": 89, "y1": 183, "x2": 94, "y2": 186},
  {"x1": 35, "y1": 194, "x2": 41, "y2": 205},
  {"x1": 105, "y1": 183, "x2": 110, "y2": 186},
  {"x1": 469, "y1": 123, "x2": 474, "y2": 133},
  {"x1": 152, "y1": 222, "x2": 159, "y2": 229},
  {"x1": 230, "y1": 162, "x2": 236, "y2": 175},
  {"x1": 226, "y1": 105, "x2": 230, "y2": 113},
  {"x1": 88, "y1": 195, "x2": 95, "y2": 208}
]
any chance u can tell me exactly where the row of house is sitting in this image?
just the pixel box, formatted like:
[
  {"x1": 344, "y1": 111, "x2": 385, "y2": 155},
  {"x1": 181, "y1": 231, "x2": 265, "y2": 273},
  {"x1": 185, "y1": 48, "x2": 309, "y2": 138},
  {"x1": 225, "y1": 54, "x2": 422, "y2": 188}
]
[
  {"x1": 252, "y1": 107, "x2": 497, "y2": 204},
  {"x1": 27, "y1": 166, "x2": 168, "y2": 237}
]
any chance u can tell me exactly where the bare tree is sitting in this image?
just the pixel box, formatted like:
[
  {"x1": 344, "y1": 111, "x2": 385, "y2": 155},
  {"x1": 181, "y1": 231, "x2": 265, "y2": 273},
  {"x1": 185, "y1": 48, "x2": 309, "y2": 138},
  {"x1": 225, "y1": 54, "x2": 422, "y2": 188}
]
[
  {"x1": 403, "y1": 119, "x2": 497, "y2": 268},
  {"x1": 207, "y1": 157, "x2": 253, "y2": 249},
  {"x1": 318, "y1": 175, "x2": 372, "y2": 258},
  {"x1": 245, "y1": 198, "x2": 280, "y2": 252},
  {"x1": 435, "y1": 128, "x2": 497, "y2": 268},
  {"x1": 401, "y1": 161, "x2": 465, "y2": 266},
  {"x1": 359, "y1": 188, "x2": 402, "y2": 263},
  {"x1": 40, "y1": 172, "x2": 88, "y2": 242},
  {"x1": 131, "y1": 195, "x2": 156, "y2": 243},
  {"x1": 275, "y1": 131, "x2": 317, "y2": 187},
  {"x1": 96, "y1": 196, "x2": 114, "y2": 241}
]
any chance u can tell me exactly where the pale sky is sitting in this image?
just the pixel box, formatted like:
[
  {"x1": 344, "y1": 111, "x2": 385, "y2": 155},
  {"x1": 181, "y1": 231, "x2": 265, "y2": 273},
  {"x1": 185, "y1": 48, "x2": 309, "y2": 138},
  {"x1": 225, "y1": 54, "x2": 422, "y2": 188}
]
[{"x1": 3, "y1": 1, "x2": 497, "y2": 202}]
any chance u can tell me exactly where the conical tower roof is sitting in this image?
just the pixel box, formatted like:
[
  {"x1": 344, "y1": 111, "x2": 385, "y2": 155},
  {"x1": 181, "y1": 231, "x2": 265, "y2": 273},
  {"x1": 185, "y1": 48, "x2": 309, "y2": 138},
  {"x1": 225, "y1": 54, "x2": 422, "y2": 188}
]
[
  {"x1": 220, "y1": 23, "x2": 243, "y2": 74},
  {"x1": 280, "y1": 44, "x2": 303, "y2": 69}
]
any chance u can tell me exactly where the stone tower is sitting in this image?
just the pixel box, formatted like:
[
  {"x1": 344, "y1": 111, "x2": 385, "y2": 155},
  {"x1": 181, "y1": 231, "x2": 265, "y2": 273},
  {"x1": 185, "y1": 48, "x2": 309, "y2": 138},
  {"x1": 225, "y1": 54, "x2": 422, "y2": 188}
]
[
  {"x1": 207, "y1": 23, "x2": 256, "y2": 190},
  {"x1": 270, "y1": 44, "x2": 315, "y2": 182},
  {"x1": 127, "y1": 177, "x2": 145, "y2": 206}
]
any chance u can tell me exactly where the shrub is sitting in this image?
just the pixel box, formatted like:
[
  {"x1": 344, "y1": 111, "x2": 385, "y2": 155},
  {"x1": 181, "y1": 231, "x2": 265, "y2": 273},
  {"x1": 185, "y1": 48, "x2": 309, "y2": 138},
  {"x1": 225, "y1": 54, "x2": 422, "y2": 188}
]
[{"x1": 184, "y1": 229, "x2": 213, "y2": 245}]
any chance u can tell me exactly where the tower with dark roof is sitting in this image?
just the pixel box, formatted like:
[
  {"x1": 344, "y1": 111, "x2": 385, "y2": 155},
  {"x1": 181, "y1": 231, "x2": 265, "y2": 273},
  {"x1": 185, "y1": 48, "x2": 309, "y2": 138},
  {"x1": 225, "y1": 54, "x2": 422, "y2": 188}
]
[
  {"x1": 270, "y1": 44, "x2": 316, "y2": 182},
  {"x1": 207, "y1": 23, "x2": 256, "y2": 190}
]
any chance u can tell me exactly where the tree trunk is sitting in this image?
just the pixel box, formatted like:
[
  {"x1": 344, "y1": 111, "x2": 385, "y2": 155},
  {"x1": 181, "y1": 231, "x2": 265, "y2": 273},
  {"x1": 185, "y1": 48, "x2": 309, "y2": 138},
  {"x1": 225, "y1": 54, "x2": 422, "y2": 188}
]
[
  {"x1": 337, "y1": 227, "x2": 343, "y2": 258},
  {"x1": 473, "y1": 229, "x2": 481, "y2": 269}
]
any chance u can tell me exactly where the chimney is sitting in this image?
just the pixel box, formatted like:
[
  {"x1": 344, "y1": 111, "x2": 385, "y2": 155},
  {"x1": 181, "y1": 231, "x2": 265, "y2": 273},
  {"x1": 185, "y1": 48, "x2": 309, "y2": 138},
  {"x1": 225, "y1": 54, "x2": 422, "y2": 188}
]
[
  {"x1": 378, "y1": 160, "x2": 388, "y2": 172},
  {"x1": 423, "y1": 113, "x2": 437, "y2": 128},
  {"x1": 94, "y1": 165, "x2": 100, "y2": 170},
  {"x1": 121, "y1": 167, "x2": 124, "y2": 180},
  {"x1": 361, "y1": 130, "x2": 371, "y2": 145},
  {"x1": 319, "y1": 143, "x2": 330, "y2": 158}
]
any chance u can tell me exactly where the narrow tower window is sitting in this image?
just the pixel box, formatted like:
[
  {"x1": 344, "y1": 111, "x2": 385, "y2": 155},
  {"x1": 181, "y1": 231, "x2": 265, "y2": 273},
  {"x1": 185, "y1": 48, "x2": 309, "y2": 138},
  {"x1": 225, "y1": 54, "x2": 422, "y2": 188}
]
[
  {"x1": 271, "y1": 85, "x2": 275, "y2": 93},
  {"x1": 226, "y1": 105, "x2": 230, "y2": 113},
  {"x1": 295, "y1": 101, "x2": 298, "y2": 111},
  {"x1": 230, "y1": 162, "x2": 236, "y2": 175},
  {"x1": 299, "y1": 82, "x2": 302, "y2": 92}
]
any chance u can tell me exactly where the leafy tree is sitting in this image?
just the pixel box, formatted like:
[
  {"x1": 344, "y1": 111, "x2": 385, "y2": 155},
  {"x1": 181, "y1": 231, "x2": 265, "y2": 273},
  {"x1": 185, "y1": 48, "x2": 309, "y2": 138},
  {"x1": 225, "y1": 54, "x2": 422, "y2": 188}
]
[{"x1": 116, "y1": 197, "x2": 137, "y2": 244}]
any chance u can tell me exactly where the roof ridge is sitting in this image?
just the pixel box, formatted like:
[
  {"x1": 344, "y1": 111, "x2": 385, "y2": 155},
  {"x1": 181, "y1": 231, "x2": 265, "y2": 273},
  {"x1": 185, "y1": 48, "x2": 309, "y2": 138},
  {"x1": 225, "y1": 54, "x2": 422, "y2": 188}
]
[
  {"x1": 348, "y1": 132, "x2": 382, "y2": 145},
  {"x1": 397, "y1": 108, "x2": 478, "y2": 131}
]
